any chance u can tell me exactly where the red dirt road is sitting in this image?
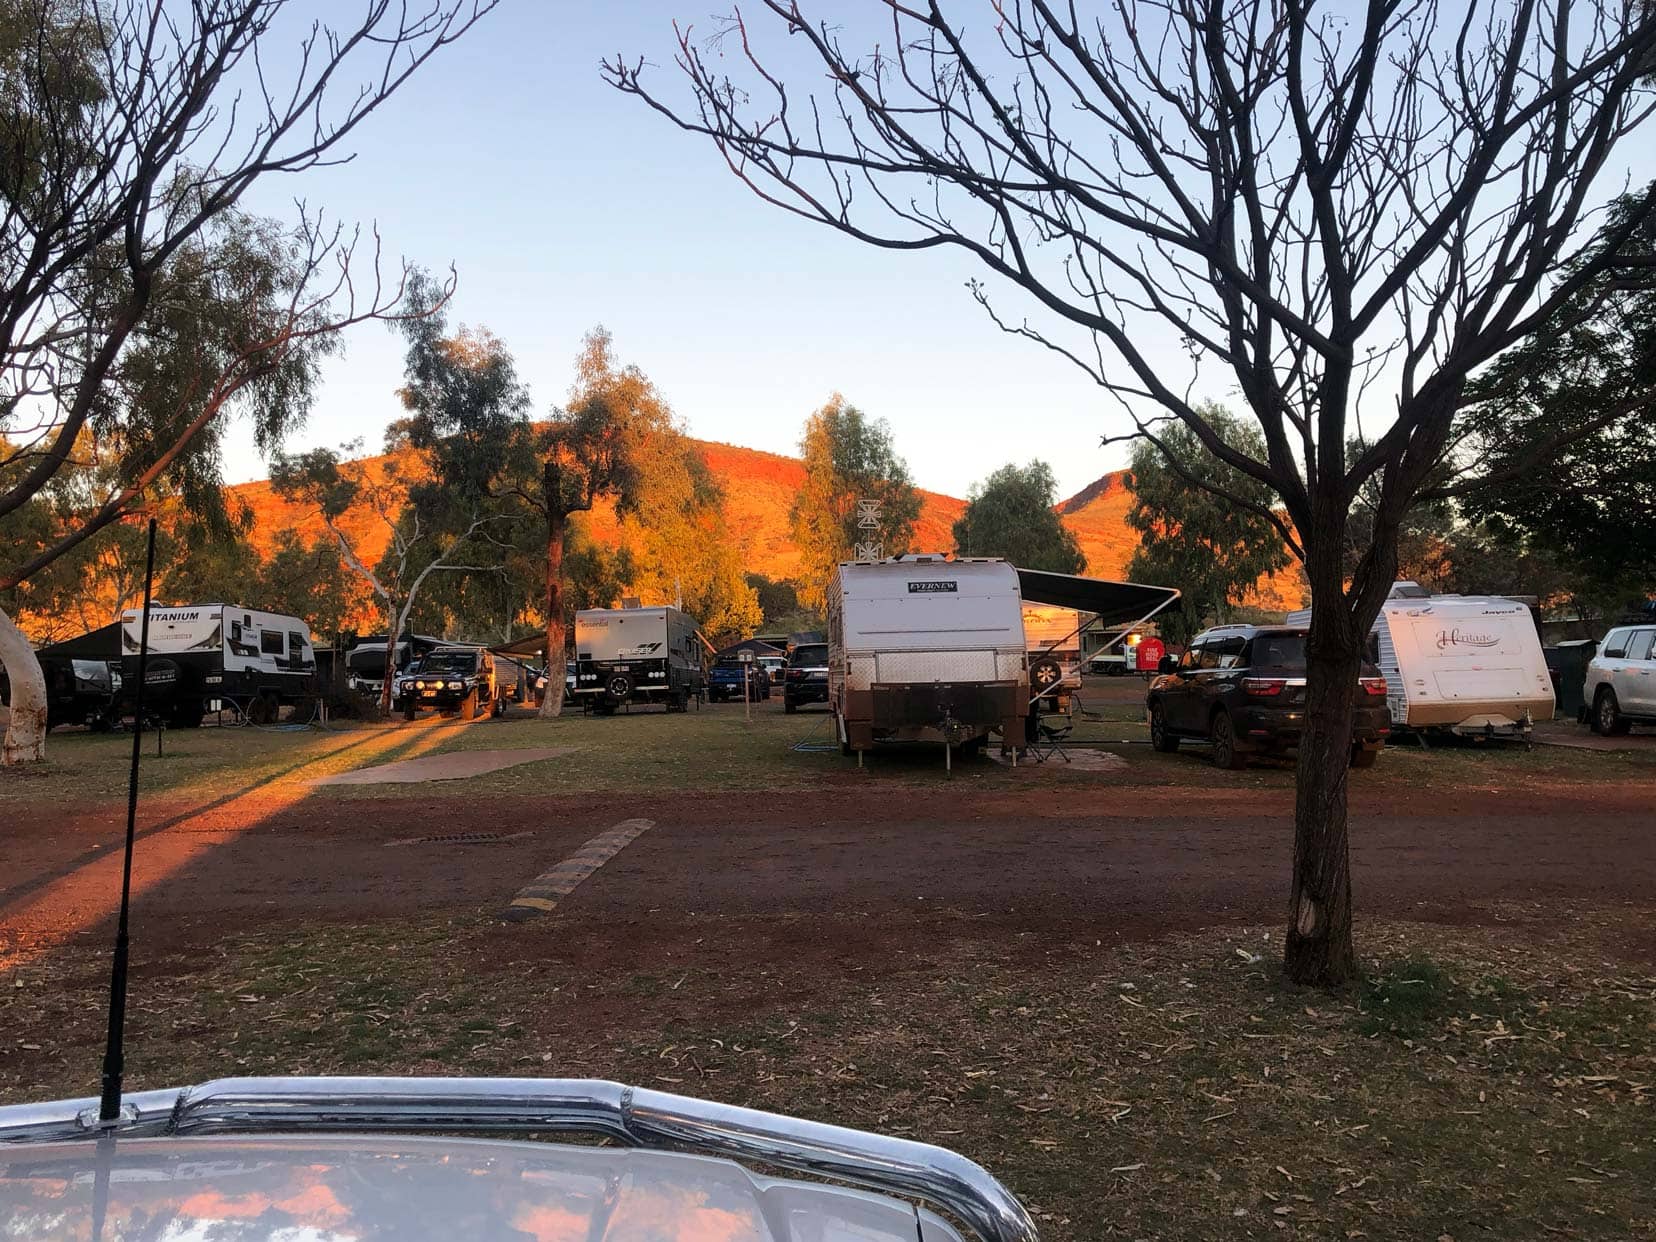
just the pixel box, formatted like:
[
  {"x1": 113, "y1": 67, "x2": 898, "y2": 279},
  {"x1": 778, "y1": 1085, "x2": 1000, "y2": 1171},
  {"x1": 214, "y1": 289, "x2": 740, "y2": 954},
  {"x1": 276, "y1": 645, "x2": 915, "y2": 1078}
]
[{"x1": 5, "y1": 776, "x2": 1655, "y2": 969}]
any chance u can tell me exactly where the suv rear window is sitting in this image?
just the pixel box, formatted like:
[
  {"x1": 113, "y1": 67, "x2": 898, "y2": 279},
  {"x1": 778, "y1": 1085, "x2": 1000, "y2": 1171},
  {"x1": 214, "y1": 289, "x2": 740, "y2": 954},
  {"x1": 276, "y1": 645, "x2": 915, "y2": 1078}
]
[
  {"x1": 1630, "y1": 630, "x2": 1656, "y2": 661},
  {"x1": 792, "y1": 645, "x2": 828, "y2": 665},
  {"x1": 1248, "y1": 633, "x2": 1307, "y2": 669}
]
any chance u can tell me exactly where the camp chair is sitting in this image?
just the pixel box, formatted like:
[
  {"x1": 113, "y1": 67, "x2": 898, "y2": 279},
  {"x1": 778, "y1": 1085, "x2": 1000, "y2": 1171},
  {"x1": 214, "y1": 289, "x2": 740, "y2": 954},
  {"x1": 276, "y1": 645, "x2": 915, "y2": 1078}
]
[{"x1": 1025, "y1": 683, "x2": 1075, "y2": 764}]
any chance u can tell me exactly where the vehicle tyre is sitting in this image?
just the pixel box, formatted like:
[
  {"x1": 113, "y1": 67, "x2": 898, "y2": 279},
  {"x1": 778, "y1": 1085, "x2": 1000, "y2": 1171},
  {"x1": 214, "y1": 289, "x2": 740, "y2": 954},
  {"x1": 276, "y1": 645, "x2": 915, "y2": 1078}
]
[
  {"x1": 1592, "y1": 687, "x2": 1630, "y2": 736},
  {"x1": 1349, "y1": 742, "x2": 1380, "y2": 769},
  {"x1": 170, "y1": 700, "x2": 204, "y2": 729},
  {"x1": 784, "y1": 698, "x2": 797, "y2": 714},
  {"x1": 606, "y1": 673, "x2": 633, "y2": 704},
  {"x1": 1209, "y1": 709, "x2": 1246, "y2": 769},
  {"x1": 1149, "y1": 701, "x2": 1180, "y2": 753},
  {"x1": 492, "y1": 693, "x2": 506, "y2": 718},
  {"x1": 1028, "y1": 655, "x2": 1064, "y2": 705}
]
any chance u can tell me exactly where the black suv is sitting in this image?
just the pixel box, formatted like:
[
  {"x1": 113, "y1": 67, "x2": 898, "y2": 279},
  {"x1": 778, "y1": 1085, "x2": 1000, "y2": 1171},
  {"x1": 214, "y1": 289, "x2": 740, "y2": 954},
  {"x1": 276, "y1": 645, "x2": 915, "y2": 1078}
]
[
  {"x1": 783, "y1": 642, "x2": 830, "y2": 713},
  {"x1": 400, "y1": 646, "x2": 501, "y2": 721},
  {"x1": 1146, "y1": 625, "x2": 1390, "y2": 768}
]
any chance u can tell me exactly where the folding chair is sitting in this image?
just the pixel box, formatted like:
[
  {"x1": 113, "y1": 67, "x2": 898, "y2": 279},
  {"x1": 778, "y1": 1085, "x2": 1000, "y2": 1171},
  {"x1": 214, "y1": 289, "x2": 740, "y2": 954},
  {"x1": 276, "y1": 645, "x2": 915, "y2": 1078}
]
[{"x1": 1024, "y1": 684, "x2": 1075, "y2": 764}]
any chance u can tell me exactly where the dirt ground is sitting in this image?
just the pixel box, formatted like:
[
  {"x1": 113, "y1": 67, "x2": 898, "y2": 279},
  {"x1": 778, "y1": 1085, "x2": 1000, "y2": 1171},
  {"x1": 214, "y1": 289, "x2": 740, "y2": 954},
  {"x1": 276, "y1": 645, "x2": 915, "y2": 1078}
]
[{"x1": 4, "y1": 679, "x2": 1655, "y2": 1239}]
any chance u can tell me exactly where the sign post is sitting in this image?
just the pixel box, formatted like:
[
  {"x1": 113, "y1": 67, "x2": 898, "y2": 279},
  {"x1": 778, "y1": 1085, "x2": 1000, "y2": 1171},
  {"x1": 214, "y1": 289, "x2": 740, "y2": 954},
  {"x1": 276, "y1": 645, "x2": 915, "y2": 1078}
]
[{"x1": 740, "y1": 649, "x2": 754, "y2": 723}]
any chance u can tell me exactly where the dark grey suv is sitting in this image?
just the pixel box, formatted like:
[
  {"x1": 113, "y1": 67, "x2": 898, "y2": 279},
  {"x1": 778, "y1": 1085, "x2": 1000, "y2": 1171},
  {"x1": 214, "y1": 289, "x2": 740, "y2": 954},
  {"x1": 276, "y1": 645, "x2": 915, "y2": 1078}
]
[{"x1": 1146, "y1": 624, "x2": 1391, "y2": 768}]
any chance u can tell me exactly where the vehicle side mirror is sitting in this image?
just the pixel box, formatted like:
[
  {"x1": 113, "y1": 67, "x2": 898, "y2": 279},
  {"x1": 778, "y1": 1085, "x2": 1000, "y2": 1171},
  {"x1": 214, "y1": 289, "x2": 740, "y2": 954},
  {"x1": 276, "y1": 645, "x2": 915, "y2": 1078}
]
[{"x1": 1157, "y1": 655, "x2": 1177, "y2": 675}]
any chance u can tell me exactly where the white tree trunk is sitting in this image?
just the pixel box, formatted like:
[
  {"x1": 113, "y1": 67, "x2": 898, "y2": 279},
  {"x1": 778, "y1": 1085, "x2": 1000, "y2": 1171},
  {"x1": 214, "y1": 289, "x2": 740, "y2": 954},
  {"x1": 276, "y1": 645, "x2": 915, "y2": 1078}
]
[{"x1": 0, "y1": 606, "x2": 48, "y2": 765}]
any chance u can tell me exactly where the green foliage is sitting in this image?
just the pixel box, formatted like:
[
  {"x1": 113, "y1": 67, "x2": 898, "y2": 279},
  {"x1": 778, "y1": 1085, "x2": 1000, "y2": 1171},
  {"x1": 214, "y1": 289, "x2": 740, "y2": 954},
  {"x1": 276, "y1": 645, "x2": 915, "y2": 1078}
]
[
  {"x1": 789, "y1": 394, "x2": 921, "y2": 608},
  {"x1": 1125, "y1": 405, "x2": 1292, "y2": 644},
  {"x1": 747, "y1": 574, "x2": 801, "y2": 625},
  {"x1": 952, "y1": 460, "x2": 1084, "y2": 572},
  {"x1": 1458, "y1": 186, "x2": 1656, "y2": 620},
  {"x1": 1356, "y1": 956, "x2": 1458, "y2": 1039}
]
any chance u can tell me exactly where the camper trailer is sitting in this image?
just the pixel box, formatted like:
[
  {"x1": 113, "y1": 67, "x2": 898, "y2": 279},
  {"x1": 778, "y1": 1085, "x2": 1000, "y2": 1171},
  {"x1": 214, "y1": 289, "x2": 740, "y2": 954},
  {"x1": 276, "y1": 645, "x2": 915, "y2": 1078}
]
[
  {"x1": 120, "y1": 603, "x2": 316, "y2": 726},
  {"x1": 828, "y1": 556, "x2": 1029, "y2": 755},
  {"x1": 571, "y1": 606, "x2": 703, "y2": 713},
  {"x1": 1022, "y1": 603, "x2": 1086, "y2": 711},
  {"x1": 345, "y1": 633, "x2": 443, "y2": 704},
  {"x1": 1288, "y1": 582, "x2": 1554, "y2": 738}
]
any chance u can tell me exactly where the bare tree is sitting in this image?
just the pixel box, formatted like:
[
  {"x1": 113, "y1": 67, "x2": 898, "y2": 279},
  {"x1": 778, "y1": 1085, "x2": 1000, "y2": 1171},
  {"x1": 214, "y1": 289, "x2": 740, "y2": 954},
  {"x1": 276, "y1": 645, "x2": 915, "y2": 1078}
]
[
  {"x1": 609, "y1": 0, "x2": 1656, "y2": 983},
  {"x1": 0, "y1": 0, "x2": 493, "y2": 763}
]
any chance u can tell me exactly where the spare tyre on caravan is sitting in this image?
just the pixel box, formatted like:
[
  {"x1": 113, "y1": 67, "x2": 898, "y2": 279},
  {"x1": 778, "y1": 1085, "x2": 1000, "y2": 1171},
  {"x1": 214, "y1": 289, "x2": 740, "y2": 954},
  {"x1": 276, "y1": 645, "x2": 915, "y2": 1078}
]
[
  {"x1": 828, "y1": 556, "x2": 1029, "y2": 757},
  {"x1": 1288, "y1": 582, "x2": 1553, "y2": 739}
]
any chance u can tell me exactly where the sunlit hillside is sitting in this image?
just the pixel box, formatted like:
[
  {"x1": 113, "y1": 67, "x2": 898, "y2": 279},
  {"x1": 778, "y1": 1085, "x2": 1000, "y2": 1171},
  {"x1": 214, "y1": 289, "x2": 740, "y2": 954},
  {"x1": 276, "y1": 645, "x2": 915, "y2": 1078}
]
[{"x1": 228, "y1": 439, "x2": 1305, "y2": 611}]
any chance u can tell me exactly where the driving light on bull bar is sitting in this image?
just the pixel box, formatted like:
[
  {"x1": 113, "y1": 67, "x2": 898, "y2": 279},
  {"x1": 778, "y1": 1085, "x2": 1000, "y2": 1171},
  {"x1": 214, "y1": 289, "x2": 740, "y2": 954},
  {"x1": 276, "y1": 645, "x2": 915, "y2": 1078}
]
[{"x1": 448, "y1": 680, "x2": 463, "y2": 690}]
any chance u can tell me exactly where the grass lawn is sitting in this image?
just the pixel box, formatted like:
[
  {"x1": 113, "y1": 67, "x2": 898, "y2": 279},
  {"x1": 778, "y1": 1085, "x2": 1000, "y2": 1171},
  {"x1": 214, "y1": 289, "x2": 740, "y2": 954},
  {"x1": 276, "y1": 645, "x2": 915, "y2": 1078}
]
[
  {"x1": 3, "y1": 906, "x2": 1650, "y2": 1239},
  {"x1": 7, "y1": 692, "x2": 1656, "y2": 809}
]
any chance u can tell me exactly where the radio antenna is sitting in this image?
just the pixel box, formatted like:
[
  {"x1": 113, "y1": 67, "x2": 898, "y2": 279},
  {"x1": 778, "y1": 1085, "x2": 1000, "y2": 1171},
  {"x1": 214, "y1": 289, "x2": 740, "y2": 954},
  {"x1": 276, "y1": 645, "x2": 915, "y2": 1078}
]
[{"x1": 98, "y1": 517, "x2": 157, "y2": 1123}]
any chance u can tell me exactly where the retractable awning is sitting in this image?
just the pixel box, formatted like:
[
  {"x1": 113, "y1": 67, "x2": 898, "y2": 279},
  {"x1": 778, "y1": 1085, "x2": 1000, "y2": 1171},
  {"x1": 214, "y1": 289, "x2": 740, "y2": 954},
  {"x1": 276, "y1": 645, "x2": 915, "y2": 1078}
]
[
  {"x1": 35, "y1": 622, "x2": 123, "y2": 660},
  {"x1": 1015, "y1": 569, "x2": 1179, "y2": 626}
]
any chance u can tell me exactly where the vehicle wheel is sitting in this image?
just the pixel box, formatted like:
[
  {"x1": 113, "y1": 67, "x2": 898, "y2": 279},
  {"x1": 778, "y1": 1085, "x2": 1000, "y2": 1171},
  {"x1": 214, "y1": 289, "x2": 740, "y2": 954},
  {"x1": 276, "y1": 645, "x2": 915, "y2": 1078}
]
[
  {"x1": 1593, "y1": 687, "x2": 1630, "y2": 736},
  {"x1": 1349, "y1": 742, "x2": 1380, "y2": 769},
  {"x1": 1209, "y1": 709, "x2": 1246, "y2": 769},
  {"x1": 1029, "y1": 655, "x2": 1064, "y2": 706},
  {"x1": 784, "y1": 699, "x2": 797, "y2": 714},
  {"x1": 492, "y1": 694, "x2": 505, "y2": 718},
  {"x1": 1149, "y1": 701, "x2": 1180, "y2": 753},
  {"x1": 606, "y1": 672, "x2": 633, "y2": 704}
]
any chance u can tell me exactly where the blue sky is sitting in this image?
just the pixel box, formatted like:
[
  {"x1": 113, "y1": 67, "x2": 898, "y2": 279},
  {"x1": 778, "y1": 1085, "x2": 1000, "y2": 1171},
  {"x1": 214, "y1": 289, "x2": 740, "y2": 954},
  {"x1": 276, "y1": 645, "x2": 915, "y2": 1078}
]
[
  {"x1": 227, "y1": 2, "x2": 1656, "y2": 504},
  {"x1": 229, "y1": 1, "x2": 1130, "y2": 503}
]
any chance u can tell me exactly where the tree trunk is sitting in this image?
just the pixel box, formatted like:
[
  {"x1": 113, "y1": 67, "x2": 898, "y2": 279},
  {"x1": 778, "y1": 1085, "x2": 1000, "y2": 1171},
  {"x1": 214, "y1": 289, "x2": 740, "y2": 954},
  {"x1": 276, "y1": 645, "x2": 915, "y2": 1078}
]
[
  {"x1": 0, "y1": 606, "x2": 48, "y2": 765},
  {"x1": 381, "y1": 620, "x2": 400, "y2": 716},
  {"x1": 538, "y1": 508, "x2": 568, "y2": 719},
  {"x1": 1284, "y1": 588, "x2": 1364, "y2": 987}
]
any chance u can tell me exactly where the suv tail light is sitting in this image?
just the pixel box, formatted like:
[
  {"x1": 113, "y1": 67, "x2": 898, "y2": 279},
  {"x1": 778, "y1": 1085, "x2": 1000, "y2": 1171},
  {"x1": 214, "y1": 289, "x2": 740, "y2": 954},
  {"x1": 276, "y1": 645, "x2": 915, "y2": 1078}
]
[
  {"x1": 787, "y1": 668, "x2": 804, "y2": 680},
  {"x1": 1360, "y1": 676, "x2": 1388, "y2": 697},
  {"x1": 1242, "y1": 677, "x2": 1287, "y2": 697}
]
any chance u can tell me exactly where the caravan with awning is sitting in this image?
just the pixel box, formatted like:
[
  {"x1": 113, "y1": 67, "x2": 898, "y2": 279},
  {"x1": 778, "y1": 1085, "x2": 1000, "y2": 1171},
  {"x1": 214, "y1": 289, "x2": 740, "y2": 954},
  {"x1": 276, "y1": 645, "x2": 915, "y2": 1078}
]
[{"x1": 827, "y1": 556, "x2": 1179, "y2": 757}]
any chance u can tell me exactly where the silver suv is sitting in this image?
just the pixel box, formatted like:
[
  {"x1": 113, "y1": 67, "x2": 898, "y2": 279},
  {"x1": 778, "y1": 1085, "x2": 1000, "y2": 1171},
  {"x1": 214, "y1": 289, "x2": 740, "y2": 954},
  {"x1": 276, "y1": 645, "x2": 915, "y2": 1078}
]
[{"x1": 1585, "y1": 625, "x2": 1656, "y2": 735}]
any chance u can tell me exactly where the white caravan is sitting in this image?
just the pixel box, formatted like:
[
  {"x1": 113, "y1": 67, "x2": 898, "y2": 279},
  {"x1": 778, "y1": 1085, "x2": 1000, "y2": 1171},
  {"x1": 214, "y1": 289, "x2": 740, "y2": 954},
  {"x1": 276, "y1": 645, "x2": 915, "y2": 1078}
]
[
  {"x1": 120, "y1": 603, "x2": 316, "y2": 726},
  {"x1": 571, "y1": 605, "x2": 704, "y2": 713},
  {"x1": 1289, "y1": 582, "x2": 1553, "y2": 737},
  {"x1": 828, "y1": 556, "x2": 1029, "y2": 755}
]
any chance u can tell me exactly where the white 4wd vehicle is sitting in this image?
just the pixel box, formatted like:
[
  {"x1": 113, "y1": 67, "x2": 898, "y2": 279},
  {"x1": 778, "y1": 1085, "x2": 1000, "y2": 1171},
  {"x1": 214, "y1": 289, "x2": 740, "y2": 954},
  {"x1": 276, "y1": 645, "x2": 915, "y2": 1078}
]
[{"x1": 1585, "y1": 624, "x2": 1656, "y2": 735}]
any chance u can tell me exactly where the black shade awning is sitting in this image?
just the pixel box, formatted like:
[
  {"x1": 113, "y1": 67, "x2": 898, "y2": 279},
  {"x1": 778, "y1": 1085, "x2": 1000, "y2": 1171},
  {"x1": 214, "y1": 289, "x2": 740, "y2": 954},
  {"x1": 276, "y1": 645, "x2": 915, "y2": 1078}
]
[
  {"x1": 1016, "y1": 569, "x2": 1180, "y2": 626},
  {"x1": 36, "y1": 622, "x2": 123, "y2": 660}
]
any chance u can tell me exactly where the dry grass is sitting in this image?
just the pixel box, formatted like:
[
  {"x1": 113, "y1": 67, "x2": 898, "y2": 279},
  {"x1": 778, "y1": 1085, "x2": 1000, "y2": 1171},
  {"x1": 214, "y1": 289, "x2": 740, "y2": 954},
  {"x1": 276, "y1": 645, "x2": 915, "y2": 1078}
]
[{"x1": 4, "y1": 905, "x2": 1651, "y2": 1240}]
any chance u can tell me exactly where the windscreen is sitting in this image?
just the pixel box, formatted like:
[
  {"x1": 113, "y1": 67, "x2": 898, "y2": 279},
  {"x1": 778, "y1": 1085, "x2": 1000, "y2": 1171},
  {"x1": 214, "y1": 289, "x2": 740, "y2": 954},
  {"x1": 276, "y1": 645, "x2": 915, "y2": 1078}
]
[
  {"x1": 792, "y1": 644, "x2": 828, "y2": 666},
  {"x1": 1250, "y1": 633, "x2": 1307, "y2": 669},
  {"x1": 421, "y1": 650, "x2": 478, "y2": 673}
]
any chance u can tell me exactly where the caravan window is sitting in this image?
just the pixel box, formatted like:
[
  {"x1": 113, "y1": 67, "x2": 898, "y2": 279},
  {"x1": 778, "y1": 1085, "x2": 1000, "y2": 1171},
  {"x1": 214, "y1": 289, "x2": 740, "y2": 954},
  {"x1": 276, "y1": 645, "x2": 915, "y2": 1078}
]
[
  {"x1": 289, "y1": 631, "x2": 308, "y2": 658},
  {"x1": 230, "y1": 620, "x2": 243, "y2": 644},
  {"x1": 260, "y1": 631, "x2": 284, "y2": 656}
]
